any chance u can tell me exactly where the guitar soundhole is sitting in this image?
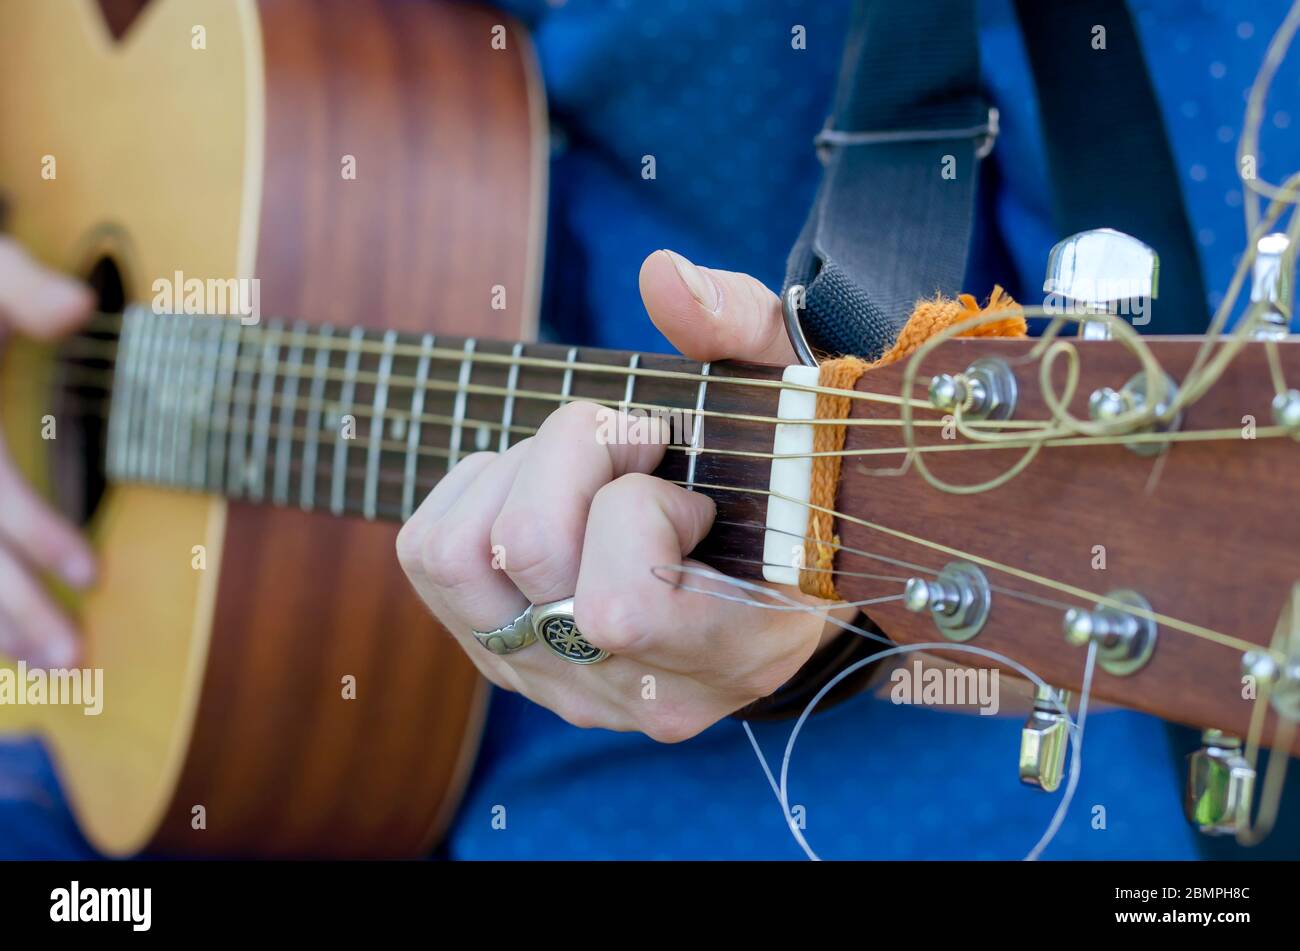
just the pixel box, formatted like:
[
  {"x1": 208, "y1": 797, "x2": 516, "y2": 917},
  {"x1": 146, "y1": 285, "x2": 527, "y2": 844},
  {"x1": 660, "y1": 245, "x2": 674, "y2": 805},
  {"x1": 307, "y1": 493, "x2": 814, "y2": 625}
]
[{"x1": 51, "y1": 256, "x2": 121, "y2": 527}]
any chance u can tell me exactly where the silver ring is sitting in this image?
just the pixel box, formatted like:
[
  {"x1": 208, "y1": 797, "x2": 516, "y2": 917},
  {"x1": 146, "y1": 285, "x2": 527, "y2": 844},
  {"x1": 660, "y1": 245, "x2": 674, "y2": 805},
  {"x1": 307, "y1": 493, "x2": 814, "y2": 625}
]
[
  {"x1": 471, "y1": 605, "x2": 536, "y2": 655},
  {"x1": 532, "y1": 597, "x2": 609, "y2": 665}
]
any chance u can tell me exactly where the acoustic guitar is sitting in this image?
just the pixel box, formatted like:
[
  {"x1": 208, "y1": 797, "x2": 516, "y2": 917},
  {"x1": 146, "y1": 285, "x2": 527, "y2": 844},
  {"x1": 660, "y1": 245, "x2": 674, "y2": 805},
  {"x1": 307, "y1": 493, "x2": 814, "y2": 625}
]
[
  {"x1": 0, "y1": 0, "x2": 546, "y2": 857},
  {"x1": 2, "y1": 0, "x2": 1297, "y2": 858}
]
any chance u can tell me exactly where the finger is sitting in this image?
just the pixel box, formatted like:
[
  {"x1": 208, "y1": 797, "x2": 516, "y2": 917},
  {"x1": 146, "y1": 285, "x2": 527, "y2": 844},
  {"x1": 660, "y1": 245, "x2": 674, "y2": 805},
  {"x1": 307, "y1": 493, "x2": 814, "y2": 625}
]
[
  {"x1": 0, "y1": 545, "x2": 80, "y2": 667},
  {"x1": 396, "y1": 448, "x2": 504, "y2": 572},
  {"x1": 0, "y1": 444, "x2": 96, "y2": 589},
  {"x1": 398, "y1": 443, "x2": 531, "y2": 632},
  {"x1": 491, "y1": 401, "x2": 667, "y2": 606},
  {"x1": 576, "y1": 474, "x2": 822, "y2": 694},
  {"x1": 0, "y1": 239, "x2": 94, "y2": 340},
  {"x1": 639, "y1": 249, "x2": 795, "y2": 364}
]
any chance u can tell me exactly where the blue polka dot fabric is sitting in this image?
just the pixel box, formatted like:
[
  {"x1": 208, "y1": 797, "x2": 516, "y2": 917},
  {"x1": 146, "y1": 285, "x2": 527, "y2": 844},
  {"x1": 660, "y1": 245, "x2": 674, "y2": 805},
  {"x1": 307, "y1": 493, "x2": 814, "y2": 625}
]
[
  {"x1": 2, "y1": 0, "x2": 1297, "y2": 860},
  {"x1": 447, "y1": 0, "x2": 1300, "y2": 860}
]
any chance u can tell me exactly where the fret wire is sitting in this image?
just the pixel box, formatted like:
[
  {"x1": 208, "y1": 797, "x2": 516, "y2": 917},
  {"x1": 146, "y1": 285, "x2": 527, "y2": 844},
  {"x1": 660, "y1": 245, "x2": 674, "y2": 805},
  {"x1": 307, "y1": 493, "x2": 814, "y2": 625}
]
[
  {"x1": 624, "y1": 353, "x2": 639, "y2": 406},
  {"x1": 106, "y1": 307, "x2": 143, "y2": 480},
  {"x1": 196, "y1": 319, "x2": 227, "y2": 485},
  {"x1": 143, "y1": 312, "x2": 172, "y2": 480},
  {"x1": 447, "y1": 338, "x2": 476, "y2": 470},
  {"x1": 686, "y1": 361, "x2": 711, "y2": 491},
  {"x1": 175, "y1": 315, "x2": 200, "y2": 485},
  {"x1": 209, "y1": 319, "x2": 242, "y2": 491},
  {"x1": 300, "y1": 324, "x2": 334, "y2": 511},
  {"x1": 188, "y1": 318, "x2": 220, "y2": 489},
  {"x1": 401, "y1": 333, "x2": 435, "y2": 520},
  {"x1": 162, "y1": 315, "x2": 194, "y2": 485},
  {"x1": 330, "y1": 326, "x2": 365, "y2": 516},
  {"x1": 499, "y1": 341, "x2": 524, "y2": 453},
  {"x1": 560, "y1": 346, "x2": 577, "y2": 402},
  {"x1": 273, "y1": 320, "x2": 307, "y2": 506},
  {"x1": 225, "y1": 318, "x2": 259, "y2": 497},
  {"x1": 125, "y1": 310, "x2": 160, "y2": 480},
  {"x1": 188, "y1": 318, "x2": 221, "y2": 489},
  {"x1": 248, "y1": 319, "x2": 282, "y2": 502},
  {"x1": 146, "y1": 316, "x2": 177, "y2": 481},
  {"x1": 365, "y1": 329, "x2": 397, "y2": 521}
]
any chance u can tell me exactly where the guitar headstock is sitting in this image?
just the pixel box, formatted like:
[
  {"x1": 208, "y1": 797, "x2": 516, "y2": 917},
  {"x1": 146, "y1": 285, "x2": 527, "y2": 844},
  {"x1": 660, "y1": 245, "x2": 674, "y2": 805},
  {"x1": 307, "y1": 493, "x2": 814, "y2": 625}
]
[
  {"x1": 837, "y1": 333, "x2": 1300, "y2": 745},
  {"x1": 820, "y1": 227, "x2": 1299, "y2": 836}
]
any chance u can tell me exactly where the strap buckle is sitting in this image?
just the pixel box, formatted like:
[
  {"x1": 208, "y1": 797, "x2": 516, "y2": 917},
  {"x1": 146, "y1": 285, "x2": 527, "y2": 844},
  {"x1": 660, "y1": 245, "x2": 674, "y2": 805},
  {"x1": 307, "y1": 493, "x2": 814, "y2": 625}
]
[
  {"x1": 783, "y1": 284, "x2": 819, "y2": 368},
  {"x1": 814, "y1": 106, "x2": 1000, "y2": 164}
]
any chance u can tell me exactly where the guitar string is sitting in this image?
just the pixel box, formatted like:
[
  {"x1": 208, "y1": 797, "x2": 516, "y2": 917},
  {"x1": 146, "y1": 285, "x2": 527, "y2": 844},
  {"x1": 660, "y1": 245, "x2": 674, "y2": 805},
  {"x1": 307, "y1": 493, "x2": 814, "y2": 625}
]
[
  {"x1": 48, "y1": 202, "x2": 1300, "y2": 469},
  {"x1": 21, "y1": 0, "x2": 1300, "y2": 498},
  {"x1": 1239, "y1": 0, "x2": 1300, "y2": 219},
  {"x1": 687, "y1": 479, "x2": 1279, "y2": 661},
  {"x1": 61, "y1": 318, "x2": 934, "y2": 410},
  {"x1": 40, "y1": 182, "x2": 1300, "y2": 463},
  {"x1": 69, "y1": 390, "x2": 1284, "y2": 666},
  {"x1": 712, "y1": 519, "x2": 1082, "y2": 614},
  {"x1": 45, "y1": 382, "x2": 1298, "y2": 474},
  {"x1": 16, "y1": 1, "x2": 1300, "y2": 781},
  {"x1": 671, "y1": 565, "x2": 1095, "y2": 860},
  {"x1": 42, "y1": 360, "x2": 1041, "y2": 432},
  {"x1": 48, "y1": 308, "x2": 1300, "y2": 654}
]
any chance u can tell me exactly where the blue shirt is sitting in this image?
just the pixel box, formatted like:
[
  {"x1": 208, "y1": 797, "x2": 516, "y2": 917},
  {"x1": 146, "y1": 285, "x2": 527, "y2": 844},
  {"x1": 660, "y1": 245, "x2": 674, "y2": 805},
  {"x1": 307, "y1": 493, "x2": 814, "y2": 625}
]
[
  {"x1": 443, "y1": 0, "x2": 1300, "y2": 860},
  {"x1": 3, "y1": 0, "x2": 1297, "y2": 860}
]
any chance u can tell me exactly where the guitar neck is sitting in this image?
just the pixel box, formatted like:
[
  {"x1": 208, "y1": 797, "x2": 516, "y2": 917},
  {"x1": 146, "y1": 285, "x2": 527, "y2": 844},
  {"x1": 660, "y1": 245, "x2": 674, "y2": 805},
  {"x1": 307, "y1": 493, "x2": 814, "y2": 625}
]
[{"x1": 79, "y1": 309, "x2": 784, "y2": 579}]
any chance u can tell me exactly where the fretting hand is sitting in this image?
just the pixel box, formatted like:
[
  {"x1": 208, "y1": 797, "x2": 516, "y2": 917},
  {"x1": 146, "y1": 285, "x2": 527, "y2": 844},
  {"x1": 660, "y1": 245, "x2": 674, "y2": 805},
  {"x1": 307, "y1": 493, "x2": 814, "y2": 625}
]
[{"x1": 397, "y1": 250, "x2": 842, "y2": 741}]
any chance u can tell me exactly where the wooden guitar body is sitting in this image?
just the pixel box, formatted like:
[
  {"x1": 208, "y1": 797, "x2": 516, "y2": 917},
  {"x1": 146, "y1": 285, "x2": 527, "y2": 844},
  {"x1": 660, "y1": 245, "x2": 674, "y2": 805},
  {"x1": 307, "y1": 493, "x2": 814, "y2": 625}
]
[{"x1": 0, "y1": 0, "x2": 547, "y2": 856}]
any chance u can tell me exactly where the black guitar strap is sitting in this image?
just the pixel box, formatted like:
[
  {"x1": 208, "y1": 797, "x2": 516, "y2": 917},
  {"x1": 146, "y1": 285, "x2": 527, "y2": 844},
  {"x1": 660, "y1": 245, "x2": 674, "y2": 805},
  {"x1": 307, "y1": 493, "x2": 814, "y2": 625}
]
[
  {"x1": 784, "y1": 0, "x2": 990, "y2": 361},
  {"x1": 1013, "y1": 0, "x2": 1210, "y2": 335},
  {"x1": 786, "y1": 0, "x2": 1210, "y2": 359}
]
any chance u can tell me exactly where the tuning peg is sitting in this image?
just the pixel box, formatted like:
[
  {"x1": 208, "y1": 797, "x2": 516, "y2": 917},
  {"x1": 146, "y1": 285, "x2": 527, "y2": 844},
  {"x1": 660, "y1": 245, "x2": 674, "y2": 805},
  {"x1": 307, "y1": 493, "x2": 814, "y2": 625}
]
[
  {"x1": 928, "y1": 358, "x2": 1018, "y2": 420},
  {"x1": 1251, "y1": 232, "x2": 1293, "y2": 339},
  {"x1": 1271, "y1": 390, "x2": 1300, "y2": 436},
  {"x1": 1044, "y1": 228, "x2": 1159, "y2": 340},
  {"x1": 1061, "y1": 589, "x2": 1158, "y2": 676},
  {"x1": 1086, "y1": 368, "x2": 1183, "y2": 456},
  {"x1": 1019, "y1": 685, "x2": 1071, "y2": 792},
  {"x1": 902, "y1": 561, "x2": 991, "y2": 642},
  {"x1": 1242, "y1": 649, "x2": 1300, "y2": 721},
  {"x1": 1185, "y1": 729, "x2": 1255, "y2": 835}
]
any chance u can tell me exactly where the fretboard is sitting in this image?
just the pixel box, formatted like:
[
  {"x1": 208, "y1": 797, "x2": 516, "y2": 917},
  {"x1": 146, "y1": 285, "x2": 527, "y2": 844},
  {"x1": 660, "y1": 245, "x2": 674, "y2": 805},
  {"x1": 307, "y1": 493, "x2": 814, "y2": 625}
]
[{"x1": 82, "y1": 309, "x2": 786, "y2": 579}]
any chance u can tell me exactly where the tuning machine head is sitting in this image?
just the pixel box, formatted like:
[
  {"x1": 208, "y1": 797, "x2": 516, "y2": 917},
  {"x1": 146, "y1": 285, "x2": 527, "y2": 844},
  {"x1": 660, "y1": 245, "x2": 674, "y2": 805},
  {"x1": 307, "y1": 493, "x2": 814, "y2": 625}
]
[
  {"x1": 1020, "y1": 685, "x2": 1071, "y2": 793},
  {"x1": 1185, "y1": 729, "x2": 1255, "y2": 836},
  {"x1": 928, "y1": 357, "x2": 1018, "y2": 421},
  {"x1": 1062, "y1": 589, "x2": 1158, "y2": 676},
  {"x1": 1242, "y1": 649, "x2": 1300, "y2": 722},
  {"x1": 903, "y1": 561, "x2": 991, "y2": 642},
  {"x1": 1044, "y1": 228, "x2": 1159, "y2": 340},
  {"x1": 1250, "y1": 232, "x2": 1293, "y2": 339},
  {"x1": 1087, "y1": 369, "x2": 1184, "y2": 456}
]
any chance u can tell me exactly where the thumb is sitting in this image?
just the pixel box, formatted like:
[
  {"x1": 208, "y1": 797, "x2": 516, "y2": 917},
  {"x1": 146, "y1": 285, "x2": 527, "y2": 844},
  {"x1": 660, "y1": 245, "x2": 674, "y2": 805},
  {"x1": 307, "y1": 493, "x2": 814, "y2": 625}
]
[{"x1": 639, "y1": 249, "x2": 796, "y2": 365}]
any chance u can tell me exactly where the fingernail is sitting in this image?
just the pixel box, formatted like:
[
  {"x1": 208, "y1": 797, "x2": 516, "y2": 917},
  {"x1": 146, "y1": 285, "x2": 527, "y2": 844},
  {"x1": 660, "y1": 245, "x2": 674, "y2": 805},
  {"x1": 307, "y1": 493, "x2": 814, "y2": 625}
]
[
  {"x1": 58, "y1": 552, "x2": 96, "y2": 589},
  {"x1": 664, "y1": 250, "x2": 719, "y2": 312}
]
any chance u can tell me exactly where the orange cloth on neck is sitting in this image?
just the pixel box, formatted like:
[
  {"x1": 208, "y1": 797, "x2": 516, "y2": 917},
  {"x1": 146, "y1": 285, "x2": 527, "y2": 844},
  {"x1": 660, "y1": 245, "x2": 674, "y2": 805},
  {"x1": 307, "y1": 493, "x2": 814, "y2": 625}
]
[{"x1": 798, "y1": 287, "x2": 1026, "y2": 600}]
